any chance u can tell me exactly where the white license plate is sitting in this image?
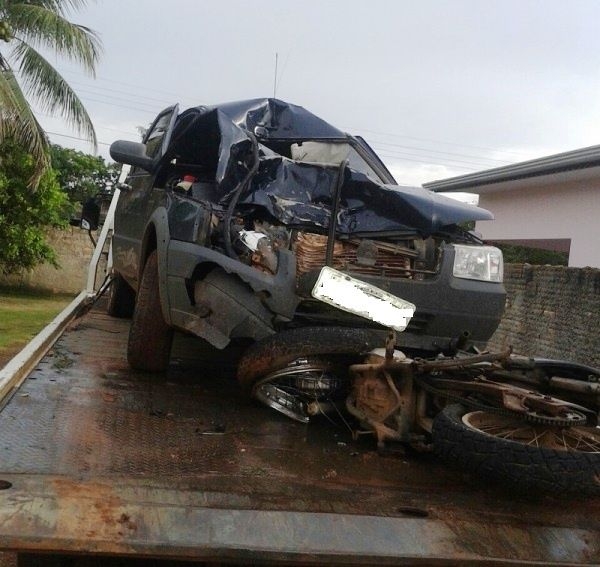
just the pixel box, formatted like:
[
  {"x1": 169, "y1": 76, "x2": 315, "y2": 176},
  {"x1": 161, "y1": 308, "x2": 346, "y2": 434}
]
[{"x1": 311, "y1": 266, "x2": 416, "y2": 332}]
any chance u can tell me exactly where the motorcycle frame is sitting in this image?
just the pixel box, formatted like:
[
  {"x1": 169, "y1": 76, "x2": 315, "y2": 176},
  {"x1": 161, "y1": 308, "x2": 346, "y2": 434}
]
[{"x1": 346, "y1": 346, "x2": 599, "y2": 450}]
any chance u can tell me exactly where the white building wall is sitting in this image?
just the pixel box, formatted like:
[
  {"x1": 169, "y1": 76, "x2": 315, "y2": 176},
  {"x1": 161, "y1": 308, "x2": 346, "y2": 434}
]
[{"x1": 475, "y1": 182, "x2": 600, "y2": 268}]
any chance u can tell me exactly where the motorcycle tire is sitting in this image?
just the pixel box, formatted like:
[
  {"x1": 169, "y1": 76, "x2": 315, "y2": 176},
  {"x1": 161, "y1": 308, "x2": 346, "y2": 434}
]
[
  {"x1": 237, "y1": 326, "x2": 384, "y2": 389},
  {"x1": 127, "y1": 250, "x2": 173, "y2": 373},
  {"x1": 432, "y1": 404, "x2": 600, "y2": 496},
  {"x1": 106, "y1": 272, "x2": 135, "y2": 318}
]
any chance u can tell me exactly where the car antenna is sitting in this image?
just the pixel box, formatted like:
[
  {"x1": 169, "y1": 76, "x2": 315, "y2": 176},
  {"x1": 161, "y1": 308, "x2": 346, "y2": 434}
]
[{"x1": 273, "y1": 52, "x2": 278, "y2": 98}]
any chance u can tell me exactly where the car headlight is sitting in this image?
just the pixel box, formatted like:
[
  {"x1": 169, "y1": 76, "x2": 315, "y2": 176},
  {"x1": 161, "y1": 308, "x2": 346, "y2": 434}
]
[{"x1": 452, "y1": 245, "x2": 503, "y2": 283}]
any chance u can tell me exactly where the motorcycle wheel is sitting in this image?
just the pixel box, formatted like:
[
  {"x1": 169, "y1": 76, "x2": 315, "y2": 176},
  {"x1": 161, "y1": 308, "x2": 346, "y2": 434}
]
[
  {"x1": 107, "y1": 272, "x2": 135, "y2": 318},
  {"x1": 237, "y1": 326, "x2": 383, "y2": 389},
  {"x1": 127, "y1": 250, "x2": 173, "y2": 372},
  {"x1": 432, "y1": 404, "x2": 600, "y2": 495}
]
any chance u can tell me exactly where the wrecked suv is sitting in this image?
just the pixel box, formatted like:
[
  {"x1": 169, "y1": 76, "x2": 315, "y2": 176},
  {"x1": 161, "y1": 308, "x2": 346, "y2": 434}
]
[{"x1": 109, "y1": 99, "x2": 505, "y2": 415}]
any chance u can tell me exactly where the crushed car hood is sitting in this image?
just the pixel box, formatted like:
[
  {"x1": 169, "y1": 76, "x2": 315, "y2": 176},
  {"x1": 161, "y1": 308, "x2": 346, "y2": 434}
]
[
  {"x1": 238, "y1": 156, "x2": 493, "y2": 234},
  {"x1": 169, "y1": 99, "x2": 494, "y2": 236}
]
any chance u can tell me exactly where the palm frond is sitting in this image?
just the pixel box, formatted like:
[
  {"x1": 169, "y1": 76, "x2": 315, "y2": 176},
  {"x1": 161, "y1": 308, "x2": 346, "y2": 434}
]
[
  {"x1": 0, "y1": 65, "x2": 50, "y2": 185},
  {"x1": 5, "y1": 0, "x2": 94, "y2": 18},
  {"x1": 5, "y1": 3, "x2": 101, "y2": 73},
  {"x1": 11, "y1": 41, "x2": 97, "y2": 149}
]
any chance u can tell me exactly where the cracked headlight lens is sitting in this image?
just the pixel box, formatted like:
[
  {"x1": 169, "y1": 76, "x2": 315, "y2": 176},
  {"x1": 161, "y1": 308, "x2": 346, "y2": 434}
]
[{"x1": 452, "y1": 245, "x2": 503, "y2": 282}]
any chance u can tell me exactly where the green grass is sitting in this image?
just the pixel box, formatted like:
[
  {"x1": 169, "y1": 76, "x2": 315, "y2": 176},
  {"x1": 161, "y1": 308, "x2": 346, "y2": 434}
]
[{"x1": 0, "y1": 287, "x2": 74, "y2": 366}]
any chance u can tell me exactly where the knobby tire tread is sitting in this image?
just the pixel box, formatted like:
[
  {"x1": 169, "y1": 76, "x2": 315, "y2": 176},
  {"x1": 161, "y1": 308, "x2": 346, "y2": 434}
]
[
  {"x1": 432, "y1": 404, "x2": 600, "y2": 496},
  {"x1": 127, "y1": 251, "x2": 173, "y2": 372}
]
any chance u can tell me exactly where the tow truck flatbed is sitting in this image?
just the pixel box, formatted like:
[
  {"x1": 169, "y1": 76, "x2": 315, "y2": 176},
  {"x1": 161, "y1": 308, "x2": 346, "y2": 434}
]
[{"x1": 0, "y1": 303, "x2": 599, "y2": 565}]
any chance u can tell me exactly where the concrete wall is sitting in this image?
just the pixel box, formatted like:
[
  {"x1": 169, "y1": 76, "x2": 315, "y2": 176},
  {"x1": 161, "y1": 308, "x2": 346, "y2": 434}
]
[
  {"x1": 476, "y1": 182, "x2": 600, "y2": 268},
  {"x1": 0, "y1": 228, "x2": 94, "y2": 294},
  {"x1": 488, "y1": 264, "x2": 600, "y2": 368}
]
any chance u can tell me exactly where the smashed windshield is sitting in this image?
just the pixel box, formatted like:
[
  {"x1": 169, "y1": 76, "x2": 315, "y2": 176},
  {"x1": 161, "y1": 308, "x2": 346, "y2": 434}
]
[{"x1": 290, "y1": 141, "x2": 384, "y2": 184}]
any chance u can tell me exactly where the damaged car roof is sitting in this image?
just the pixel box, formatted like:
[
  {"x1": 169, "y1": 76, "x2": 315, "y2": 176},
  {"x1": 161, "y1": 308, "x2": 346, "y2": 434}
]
[
  {"x1": 165, "y1": 98, "x2": 495, "y2": 236},
  {"x1": 203, "y1": 98, "x2": 349, "y2": 140}
]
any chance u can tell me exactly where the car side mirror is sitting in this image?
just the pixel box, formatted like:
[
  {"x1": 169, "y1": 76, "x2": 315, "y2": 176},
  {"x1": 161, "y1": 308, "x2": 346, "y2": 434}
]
[
  {"x1": 69, "y1": 197, "x2": 101, "y2": 230},
  {"x1": 69, "y1": 196, "x2": 101, "y2": 246},
  {"x1": 110, "y1": 140, "x2": 154, "y2": 171},
  {"x1": 81, "y1": 197, "x2": 101, "y2": 231}
]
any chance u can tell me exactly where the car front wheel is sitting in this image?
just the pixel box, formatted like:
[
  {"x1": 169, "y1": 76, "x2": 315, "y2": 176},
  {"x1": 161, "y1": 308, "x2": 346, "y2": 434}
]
[{"x1": 127, "y1": 250, "x2": 173, "y2": 372}]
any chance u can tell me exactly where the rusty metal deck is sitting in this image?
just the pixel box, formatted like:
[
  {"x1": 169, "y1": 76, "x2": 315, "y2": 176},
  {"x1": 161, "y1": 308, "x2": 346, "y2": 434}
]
[{"x1": 0, "y1": 303, "x2": 599, "y2": 564}]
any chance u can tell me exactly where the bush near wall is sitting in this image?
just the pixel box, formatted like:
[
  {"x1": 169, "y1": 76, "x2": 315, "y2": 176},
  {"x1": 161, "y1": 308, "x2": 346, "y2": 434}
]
[
  {"x1": 488, "y1": 264, "x2": 600, "y2": 368},
  {"x1": 494, "y1": 243, "x2": 568, "y2": 266}
]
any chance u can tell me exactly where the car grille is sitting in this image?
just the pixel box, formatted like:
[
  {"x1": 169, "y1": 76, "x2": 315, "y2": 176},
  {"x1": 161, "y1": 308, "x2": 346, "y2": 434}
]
[{"x1": 295, "y1": 232, "x2": 416, "y2": 280}]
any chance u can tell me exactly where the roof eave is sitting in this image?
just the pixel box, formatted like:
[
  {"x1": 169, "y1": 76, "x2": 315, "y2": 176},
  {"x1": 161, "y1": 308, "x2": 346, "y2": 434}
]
[{"x1": 424, "y1": 144, "x2": 600, "y2": 193}]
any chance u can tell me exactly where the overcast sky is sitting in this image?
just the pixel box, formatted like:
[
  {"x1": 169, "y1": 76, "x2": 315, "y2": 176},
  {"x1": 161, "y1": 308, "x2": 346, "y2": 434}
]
[{"x1": 35, "y1": 0, "x2": 600, "y2": 186}]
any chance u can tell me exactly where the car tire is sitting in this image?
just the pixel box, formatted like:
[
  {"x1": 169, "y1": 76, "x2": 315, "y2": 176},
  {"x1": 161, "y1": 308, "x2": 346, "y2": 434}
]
[
  {"x1": 127, "y1": 250, "x2": 173, "y2": 372},
  {"x1": 237, "y1": 326, "x2": 383, "y2": 390},
  {"x1": 106, "y1": 272, "x2": 135, "y2": 318},
  {"x1": 432, "y1": 404, "x2": 600, "y2": 495}
]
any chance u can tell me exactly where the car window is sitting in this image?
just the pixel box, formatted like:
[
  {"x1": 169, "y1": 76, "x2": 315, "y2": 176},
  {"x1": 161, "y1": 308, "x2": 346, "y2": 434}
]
[
  {"x1": 346, "y1": 145, "x2": 385, "y2": 183},
  {"x1": 145, "y1": 112, "x2": 174, "y2": 158}
]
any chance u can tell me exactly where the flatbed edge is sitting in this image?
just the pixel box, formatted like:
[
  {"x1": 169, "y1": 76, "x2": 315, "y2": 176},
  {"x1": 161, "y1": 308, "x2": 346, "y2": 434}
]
[
  {"x1": 0, "y1": 290, "x2": 89, "y2": 405},
  {"x1": 0, "y1": 474, "x2": 595, "y2": 566}
]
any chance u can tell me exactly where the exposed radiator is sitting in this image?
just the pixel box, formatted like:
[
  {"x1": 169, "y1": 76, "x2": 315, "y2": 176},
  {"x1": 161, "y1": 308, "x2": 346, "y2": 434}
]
[{"x1": 295, "y1": 232, "x2": 414, "y2": 280}]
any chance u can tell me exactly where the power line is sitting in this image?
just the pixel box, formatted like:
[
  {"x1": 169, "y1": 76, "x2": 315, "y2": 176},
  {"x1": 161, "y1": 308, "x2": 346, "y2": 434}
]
[
  {"x1": 94, "y1": 124, "x2": 139, "y2": 136},
  {"x1": 372, "y1": 147, "x2": 499, "y2": 170},
  {"x1": 45, "y1": 130, "x2": 482, "y2": 174},
  {"x1": 372, "y1": 151, "x2": 506, "y2": 170},
  {"x1": 46, "y1": 130, "x2": 111, "y2": 147},
  {"x1": 368, "y1": 139, "x2": 512, "y2": 166},
  {"x1": 57, "y1": 67, "x2": 198, "y2": 107},
  {"x1": 15, "y1": 70, "x2": 176, "y2": 116},
  {"x1": 33, "y1": 65, "x2": 537, "y2": 165},
  {"x1": 65, "y1": 78, "x2": 178, "y2": 107},
  {"x1": 44, "y1": 131, "x2": 482, "y2": 172},
  {"x1": 45, "y1": 128, "x2": 480, "y2": 172},
  {"x1": 76, "y1": 95, "x2": 158, "y2": 115},
  {"x1": 39, "y1": 69, "x2": 519, "y2": 171},
  {"x1": 44, "y1": 67, "x2": 532, "y2": 166},
  {"x1": 375, "y1": 152, "x2": 478, "y2": 172},
  {"x1": 16, "y1": 73, "x2": 165, "y2": 117},
  {"x1": 37, "y1": 111, "x2": 138, "y2": 138},
  {"x1": 69, "y1": 87, "x2": 165, "y2": 112},
  {"x1": 341, "y1": 124, "x2": 533, "y2": 159},
  {"x1": 370, "y1": 145, "x2": 508, "y2": 170},
  {"x1": 45, "y1": 94, "x2": 516, "y2": 168}
]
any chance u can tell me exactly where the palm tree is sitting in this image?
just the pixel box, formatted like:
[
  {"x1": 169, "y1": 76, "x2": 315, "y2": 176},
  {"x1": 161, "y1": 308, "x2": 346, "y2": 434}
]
[{"x1": 0, "y1": 0, "x2": 101, "y2": 185}]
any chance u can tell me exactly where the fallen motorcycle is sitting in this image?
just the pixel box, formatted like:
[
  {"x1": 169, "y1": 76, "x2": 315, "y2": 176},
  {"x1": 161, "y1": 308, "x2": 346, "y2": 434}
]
[{"x1": 238, "y1": 327, "x2": 600, "y2": 495}]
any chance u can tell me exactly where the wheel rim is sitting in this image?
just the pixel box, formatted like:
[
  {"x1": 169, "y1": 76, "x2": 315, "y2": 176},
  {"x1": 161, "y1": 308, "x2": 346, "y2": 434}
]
[
  {"x1": 463, "y1": 411, "x2": 600, "y2": 453},
  {"x1": 252, "y1": 358, "x2": 347, "y2": 423}
]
